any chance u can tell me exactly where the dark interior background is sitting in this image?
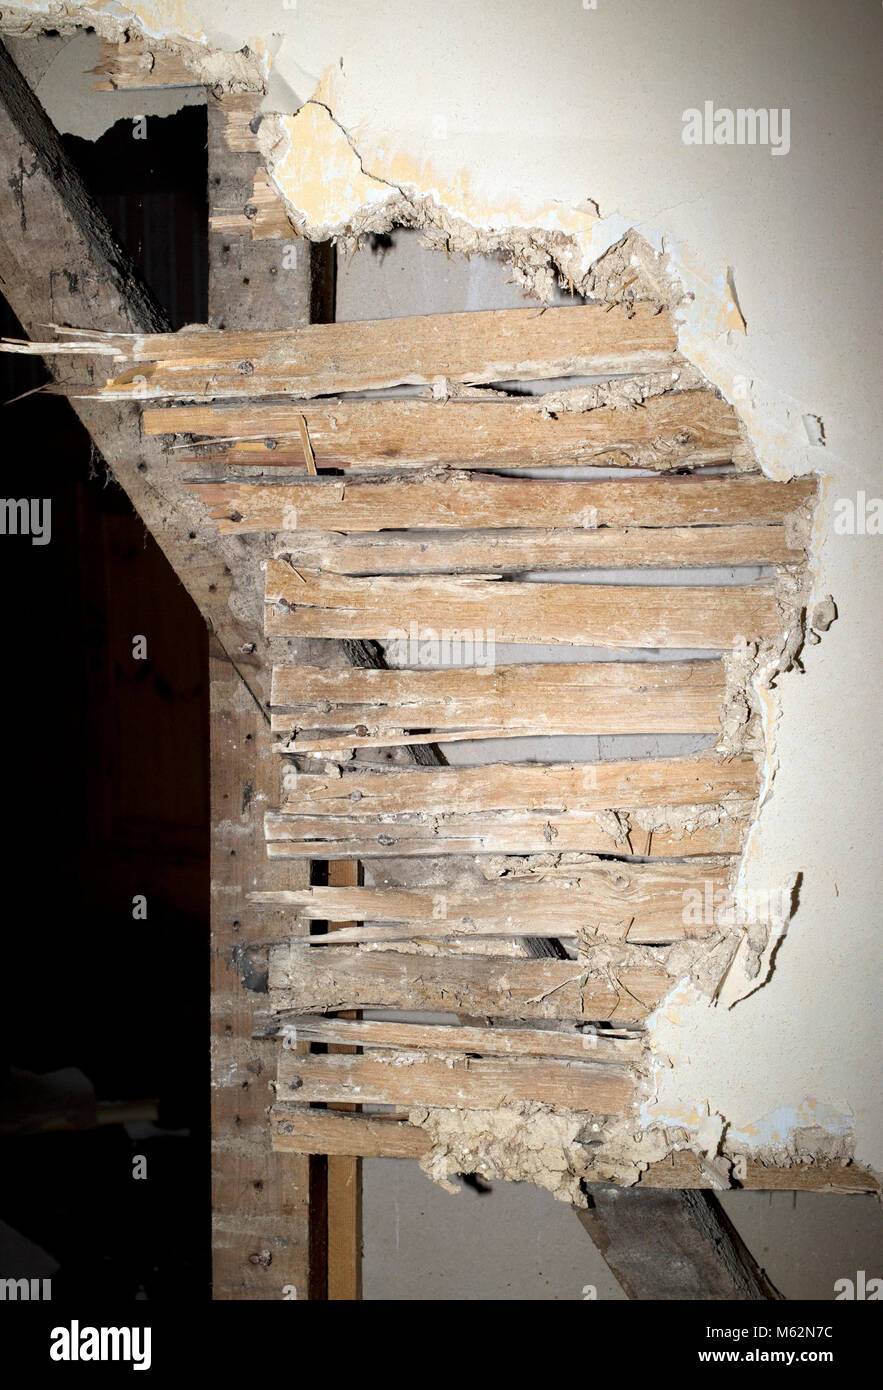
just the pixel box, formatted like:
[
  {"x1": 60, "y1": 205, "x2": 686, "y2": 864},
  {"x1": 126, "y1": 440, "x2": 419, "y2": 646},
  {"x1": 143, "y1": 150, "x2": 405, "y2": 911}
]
[{"x1": 0, "y1": 106, "x2": 210, "y2": 1301}]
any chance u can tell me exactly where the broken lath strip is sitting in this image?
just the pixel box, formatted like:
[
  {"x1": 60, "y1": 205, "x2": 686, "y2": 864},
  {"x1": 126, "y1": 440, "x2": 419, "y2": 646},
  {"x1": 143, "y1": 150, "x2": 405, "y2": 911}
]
[{"x1": 2, "y1": 300, "x2": 827, "y2": 1193}]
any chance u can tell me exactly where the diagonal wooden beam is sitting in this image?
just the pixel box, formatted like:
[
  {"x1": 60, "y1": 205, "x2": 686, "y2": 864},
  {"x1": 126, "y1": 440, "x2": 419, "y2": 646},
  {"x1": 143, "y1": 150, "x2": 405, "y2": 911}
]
[
  {"x1": 0, "y1": 47, "x2": 313, "y2": 1300},
  {"x1": 576, "y1": 1186, "x2": 783, "y2": 1300},
  {"x1": 0, "y1": 40, "x2": 281, "y2": 708}
]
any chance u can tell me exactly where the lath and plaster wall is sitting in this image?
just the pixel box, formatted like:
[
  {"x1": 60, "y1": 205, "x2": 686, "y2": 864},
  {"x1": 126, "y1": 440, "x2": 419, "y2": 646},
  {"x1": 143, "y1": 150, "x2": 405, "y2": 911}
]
[{"x1": 3, "y1": 0, "x2": 880, "y2": 1180}]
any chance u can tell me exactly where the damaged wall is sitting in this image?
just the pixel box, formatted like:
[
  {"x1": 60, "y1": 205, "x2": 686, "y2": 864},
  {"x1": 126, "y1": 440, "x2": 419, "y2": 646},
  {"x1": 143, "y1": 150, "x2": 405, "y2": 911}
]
[{"x1": 3, "y1": 0, "x2": 880, "y2": 1185}]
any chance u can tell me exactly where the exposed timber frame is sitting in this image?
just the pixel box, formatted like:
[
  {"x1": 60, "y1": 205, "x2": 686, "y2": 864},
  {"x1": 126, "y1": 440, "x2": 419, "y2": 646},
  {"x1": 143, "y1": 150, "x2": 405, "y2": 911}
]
[{"x1": 0, "y1": 35, "x2": 875, "y2": 1308}]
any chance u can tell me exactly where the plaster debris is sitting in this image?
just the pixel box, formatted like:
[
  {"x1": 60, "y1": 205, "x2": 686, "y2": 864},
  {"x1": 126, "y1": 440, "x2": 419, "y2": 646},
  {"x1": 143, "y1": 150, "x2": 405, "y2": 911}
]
[
  {"x1": 0, "y1": 7, "x2": 266, "y2": 91},
  {"x1": 715, "y1": 872, "x2": 800, "y2": 1009},
  {"x1": 535, "y1": 364, "x2": 706, "y2": 417},
  {"x1": 254, "y1": 98, "x2": 600, "y2": 302},
  {"x1": 409, "y1": 1102, "x2": 678, "y2": 1200},
  {"x1": 479, "y1": 852, "x2": 607, "y2": 887},
  {"x1": 595, "y1": 808, "x2": 632, "y2": 846},
  {"x1": 731, "y1": 1122, "x2": 855, "y2": 1174},
  {"x1": 632, "y1": 798, "x2": 752, "y2": 838},
  {"x1": 585, "y1": 230, "x2": 685, "y2": 312},
  {"x1": 811, "y1": 594, "x2": 837, "y2": 633}
]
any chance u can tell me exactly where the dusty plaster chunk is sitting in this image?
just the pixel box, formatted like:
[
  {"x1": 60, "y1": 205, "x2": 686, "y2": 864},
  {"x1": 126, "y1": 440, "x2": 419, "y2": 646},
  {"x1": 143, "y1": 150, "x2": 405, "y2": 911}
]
[
  {"x1": 479, "y1": 852, "x2": 604, "y2": 884},
  {"x1": 584, "y1": 229, "x2": 686, "y2": 312},
  {"x1": 535, "y1": 363, "x2": 706, "y2": 416},
  {"x1": 409, "y1": 1103, "x2": 678, "y2": 1201},
  {"x1": 811, "y1": 594, "x2": 837, "y2": 633},
  {"x1": 595, "y1": 808, "x2": 632, "y2": 846},
  {"x1": 632, "y1": 798, "x2": 752, "y2": 838},
  {"x1": 718, "y1": 639, "x2": 763, "y2": 757},
  {"x1": 410, "y1": 1103, "x2": 592, "y2": 1202}
]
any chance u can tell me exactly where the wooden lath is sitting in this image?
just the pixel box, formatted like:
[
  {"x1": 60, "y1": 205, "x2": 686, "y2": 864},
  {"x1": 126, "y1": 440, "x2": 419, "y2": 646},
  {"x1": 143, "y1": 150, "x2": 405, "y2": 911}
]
[
  {"x1": 270, "y1": 1107, "x2": 880, "y2": 1192},
  {"x1": 268, "y1": 1016, "x2": 644, "y2": 1062},
  {"x1": 143, "y1": 388, "x2": 742, "y2": 470},
  {"x1": 260, "y1": 527, "x2": 803, "y2": 574},
  {"x1": 88, "y1": 36, "x2": 202, "y2": 90},
  {"x1": 10, "y1": 302, "x2": 679, "y2": 399},
  {"x1": 266, "y1": 755, "x2": 754, "y2": 858},
  {"x1": 265, "y1": 812, "x2": 744, "y2": 858},
  {"x1": 195, "y1": 472, "x2": 812, "y2": 533},
  {"x1": 248, "y1": 864, "x2": 732, "y2": 945},
  {"x1": 277, "y1": 756, "x2": 757, "y2": 815},
  {"x1": 269, "y1": 660, "x2": 727, "y2": 746},
  {"x1": 268, "y1": 942, "x2": 672, "y2": 1022},
  {"x1": 265, "y1": 561, "x2": 780, "y2": 648},
  {"x1": 276, "y1": 1048, "x2": 637, "y2": 1113}
]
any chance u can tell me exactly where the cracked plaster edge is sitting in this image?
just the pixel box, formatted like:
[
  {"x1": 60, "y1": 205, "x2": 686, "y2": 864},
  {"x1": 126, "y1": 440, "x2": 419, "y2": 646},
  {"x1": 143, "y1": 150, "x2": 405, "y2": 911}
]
[
  {"x1": 3, "y1": 7, "x2": 853, "y2": 1180},
  {"x1": 0, "y1": 2, "x2": 273, "y2": 89},
  {"x1": 638, "y1": 980, "x2": 861, "y2": 1182},
  {"x1": 254, "y1": 102, "x2": 852, "y2": 1177}
]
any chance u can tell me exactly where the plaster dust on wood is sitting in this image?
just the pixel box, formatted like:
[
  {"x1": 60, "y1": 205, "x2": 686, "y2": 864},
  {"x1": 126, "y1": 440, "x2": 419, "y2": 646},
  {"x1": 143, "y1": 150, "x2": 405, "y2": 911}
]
[
  {"x1": 143, "y1": 382, "x2": 742, "y2": 472},
  {"x1": 407, "y1": 1103, "x2": 678, "y2": 1202},
  {"x1": 0, "y1": 16, "x2": 835, "y2": 1193},
  {"x1": 248, "y1": 863, "x2": 733, "y2": 945},
  {"x1": 10, "y1": 302, "x2": 681, "y2": 400},
  {"x1": 196, "y1": 472, "x2": 811, "y2": 534}
]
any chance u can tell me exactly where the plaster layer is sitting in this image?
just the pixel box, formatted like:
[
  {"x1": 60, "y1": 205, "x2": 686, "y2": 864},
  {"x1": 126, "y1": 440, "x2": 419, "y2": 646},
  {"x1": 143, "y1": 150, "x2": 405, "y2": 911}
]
[{"x1": 3, "y1": 0, "x2": 880, "y2": 1179}]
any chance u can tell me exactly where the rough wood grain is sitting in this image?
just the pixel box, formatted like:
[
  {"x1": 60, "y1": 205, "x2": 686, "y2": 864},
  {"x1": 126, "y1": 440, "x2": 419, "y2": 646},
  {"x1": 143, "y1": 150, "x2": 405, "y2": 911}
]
[
  {"x1": 270, "y1": 660, "x2": 726, "y2": 742},
  {"x1": 205, "y1": 94, "x2": 314, "y2": 1303},
  {"x1": 577, "y1": 1187, "x2": 782, "y2": 1300},
  {"x1": 271, "y1": 1016, "x2": 644, "y2": 1062},
  {"x1": 257, "y1": 527, "x2": 803, "y2": 575},
  {"x1": 640, "y1": 1154, "x2": 879, "y2": 1193},
  {"x1": 280, "y1": 756, "x2": 757, "y2": 816},
  {"x1": 27, "y1": 302, "x2": 679, "y2": 399},
  {"x1": 249, "y1": 863, "x2": 731, "y2": 944},
  {"x1": 210, "y1": 166, "x2": 295, "y2": 239},
  {"x1": 143, "y1": 389, "x2": 741, "y2": 469},
  {"x1": 209, "y1": 642, "x2": 312, "y2": 1300},
  {"x1": 273, "y1": 1107, "x2": 431, "y2": 1160},
  {"x1": 197, "y1": 472, "x2": 812, "y2": 534},
  {"x1": 89, "y1": 37, "x2": 202, "y2": 90},
  {"x1": 324, "y1": 857, "x2": 362, "y2": 1302},
  {"x1": 265, "y1": 562, "x2": 780, "y2": 649},
  {"x1": 265, "y1": 812, "x2": 745, "y2": 858},
  {"x1": 268, "y1": 943, "x2": 671, "y2": 1022},
  {"x1": 277, "y1": 1049, "x2": 636, "y2": 1112}
]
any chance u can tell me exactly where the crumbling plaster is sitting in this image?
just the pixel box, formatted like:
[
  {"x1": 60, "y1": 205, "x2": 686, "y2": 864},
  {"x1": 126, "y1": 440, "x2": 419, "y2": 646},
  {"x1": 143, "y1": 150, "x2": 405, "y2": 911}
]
[{"x1": 3, "y1": 0, "x2": 880, "y2": 1179}]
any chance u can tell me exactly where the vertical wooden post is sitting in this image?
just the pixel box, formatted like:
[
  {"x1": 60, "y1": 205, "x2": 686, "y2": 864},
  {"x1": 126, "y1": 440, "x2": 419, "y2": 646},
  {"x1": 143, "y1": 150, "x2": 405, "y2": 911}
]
[
  {"x1": 326, "y1": 858, "x2": 363, "y2": 1301},
  {"x1": 209, "y1": 640, "x2": 311, "y2": 1299},
  {"x1": 207, "y1": 93, "x2": 314, "y2": 1299}
]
